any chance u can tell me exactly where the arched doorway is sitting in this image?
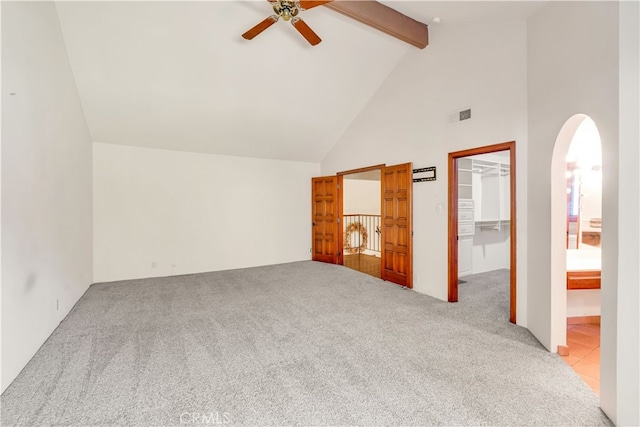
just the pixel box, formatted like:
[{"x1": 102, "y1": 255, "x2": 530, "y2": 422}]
[{"x1": 551, "y1": 114, "x2": 602, "y2": 393}]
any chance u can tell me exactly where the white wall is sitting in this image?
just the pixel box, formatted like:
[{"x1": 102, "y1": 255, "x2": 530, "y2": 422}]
[
  {"x1": 93, "y1": 143, "x2": 319, "y2": 283},
  {"x1": 527, "y1": 0, "x2": 619, "y2": 351},
  {"x1": 469, "y1": 152, "x2": 511, "y2": 274},
  {"x1": 567, "y1": 290, "x2": 601, "y2": 318},
  {"x1": 471, "y1": 228, "x2": 510, "y2": 274},
  {"x1": 1, "y1": 2, "x2": 93, "y2": 393},
  {"x1": 343, "y1": 179, "x2": 380, "y2": 215},
  {"x1": 580, "y1": 168, "x2": 602, "y2": 228},
  {"x1": 321, "y1": 20, "x2": 528, "y2": 323},
  {"x1": 528, "y1": 1, "x2": 640, "y2": 423},
  {"x1": 616, "y1": 1, "x2": 640, "y2": 424}
]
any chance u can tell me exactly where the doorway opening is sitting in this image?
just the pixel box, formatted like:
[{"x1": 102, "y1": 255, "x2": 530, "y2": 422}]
[
  {"x1": 448, "y1": 141, "x2": 516, "y2": 323},
  {"x1": 340, "y1": 168, "x2": 382, "y2": 278},
  {"x1": 311, "y1": 163, "x2": 413, "y2": 287},
  {"x1": 552, "y1": 115, "x2": 602, "y2": 394}
]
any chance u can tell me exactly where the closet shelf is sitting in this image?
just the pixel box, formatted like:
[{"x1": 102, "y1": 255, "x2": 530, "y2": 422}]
[{"x1": 476, "y1": 219, "x2": 510, "y2": 230}]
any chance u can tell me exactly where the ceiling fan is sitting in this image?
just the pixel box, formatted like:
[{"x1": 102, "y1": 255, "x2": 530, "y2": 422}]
[
  {"x1": 242, "y1": 0, "x2": 430, "y2": 49},
  {"x1": 242, "y1": 1, "x2": 331, "y2": 46}
]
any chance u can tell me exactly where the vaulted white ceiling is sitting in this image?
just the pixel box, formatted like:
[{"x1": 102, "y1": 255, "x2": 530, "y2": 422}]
[{"x1": 55, "y1": 1, "x2": 545, "y2": 163}]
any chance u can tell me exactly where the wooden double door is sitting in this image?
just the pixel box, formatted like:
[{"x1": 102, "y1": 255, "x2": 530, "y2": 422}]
[{"x1": 312, "y1": 163, "x2": 413, "y2": 288}]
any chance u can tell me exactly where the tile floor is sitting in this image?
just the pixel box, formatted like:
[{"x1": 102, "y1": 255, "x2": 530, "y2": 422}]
[{"x1": 561, "y1": 322, "x2": 601, "y2": 395}]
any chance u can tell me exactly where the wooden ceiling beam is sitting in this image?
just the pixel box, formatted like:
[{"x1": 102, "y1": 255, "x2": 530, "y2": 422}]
[{"x1": 324, "y1": 0, "x2": 429, "y2": 49}]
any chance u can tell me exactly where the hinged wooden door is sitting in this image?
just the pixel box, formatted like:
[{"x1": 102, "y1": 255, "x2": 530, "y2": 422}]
[
  {"x1": 381, "y1": 163, "x2": 413, "y2": 287},
  {"x1": 312, "y1": 176, "x2": 339, "y2": 263}
]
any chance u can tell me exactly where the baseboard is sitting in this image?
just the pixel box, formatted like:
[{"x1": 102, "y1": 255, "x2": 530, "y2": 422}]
[
  {"x1": 557, "y1": 345, "x2": 570, "y2": 356},
  {"x1": 567, "y1": 315, "x2": 601, "y2": 325}
]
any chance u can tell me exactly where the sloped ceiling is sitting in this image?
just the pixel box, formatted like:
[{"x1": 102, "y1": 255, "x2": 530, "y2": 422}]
[{"x1": 55, "y1": 1, "x2": 545, "y2": 163}]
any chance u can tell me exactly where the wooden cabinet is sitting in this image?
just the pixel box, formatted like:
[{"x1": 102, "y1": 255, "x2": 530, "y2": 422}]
[{"x1": 582, "y1": 231, "x2": 601, "y2": 247}]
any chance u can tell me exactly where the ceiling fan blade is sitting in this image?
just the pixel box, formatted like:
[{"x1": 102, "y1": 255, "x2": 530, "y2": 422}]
[
  {"x1": 291, "y1": 18, "x2": 322, "y2": 46},
  {"x1": 298, "y1": 1, "x2": 332, "y2": 10},
  {"x1": 242, "y1": 15, "x2": 278, "y2": 40}
]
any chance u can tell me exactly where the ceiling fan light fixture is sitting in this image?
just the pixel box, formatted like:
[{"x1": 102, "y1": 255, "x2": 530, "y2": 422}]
[
  {"x1": 273, "y1": 1, "x2": 299, "y2": 21},
  {"x1": 244, "y1": 0, "x2": 322, "y2": 46}
]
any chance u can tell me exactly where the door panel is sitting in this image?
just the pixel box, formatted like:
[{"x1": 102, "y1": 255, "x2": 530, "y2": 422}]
[
  {"x1": 312, "y1": 176, "x2": 338, "y2": 264},
  {"x1": 381, "y1": 163, "x2": 413, "y2": 287}
]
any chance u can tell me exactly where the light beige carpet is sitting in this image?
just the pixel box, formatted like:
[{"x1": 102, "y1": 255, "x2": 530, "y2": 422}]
[{"x1": 1, "y1": 262, "x2": 610, "y2": 426}]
